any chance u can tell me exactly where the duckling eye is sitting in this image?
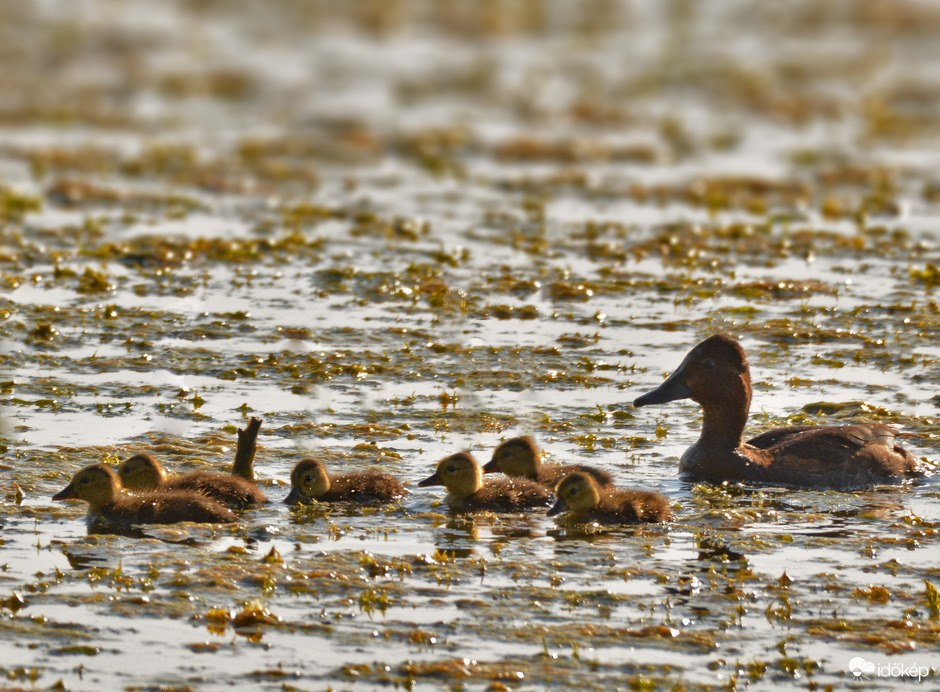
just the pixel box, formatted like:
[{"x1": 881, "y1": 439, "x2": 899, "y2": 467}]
[
  {"x1": 303, "y1": 474, "x2": 314, "y2": 483},
  {"x1": 446, "y1": 465, "x2": 457, "y2": 473},
  {"x1": 79, "y1": 476, "x2": 92, "y2": 484},
  {"x1": 701, "y1": 359, "x2": 716, "y2": 371}
]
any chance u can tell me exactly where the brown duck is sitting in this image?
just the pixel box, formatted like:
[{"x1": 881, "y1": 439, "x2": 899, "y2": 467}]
[
  {"x1": 547, "y1": 472, "x2": 672, "y2": 525},
  {"x1": 418, "y1": 451, "x2": 552, "y2": 512},
  {"x1": 118, "y1": 452, "x2": 266, "y2": 510},
  {"x1": 284, "y1": 457, "x2": 406, "y2": 505},
  {"x1": 482, "y1": 436, "x2": 613, "y2": 488},
  {"x1": 53, "y1": 464, "x2": 237, "y2": 525},
  {"x1": 633, "y1": 333, "x2": 923, "y2": 489}
]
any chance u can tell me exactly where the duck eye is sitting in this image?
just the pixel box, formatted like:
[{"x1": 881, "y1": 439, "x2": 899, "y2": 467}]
[
  {"x1": 446, "y1": 465, "x2": 457, "y2": 473},
  {"x1": 702, "y1": 359, "x2": 716, "y2": 370},
  {"x1": 303, "y1": 474, "x2": 314, "y2": 483}
]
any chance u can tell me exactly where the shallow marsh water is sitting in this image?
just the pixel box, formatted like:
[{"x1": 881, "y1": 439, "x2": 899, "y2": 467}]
[{"x1": 2, "y1": 1, "x2": 940, "y2": 690}]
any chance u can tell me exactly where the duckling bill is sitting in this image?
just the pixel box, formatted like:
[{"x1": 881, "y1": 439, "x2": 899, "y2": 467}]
[
  {"x1": 633, "y1": 333, "x2": 924, "y2": 489},
  {"x1": 284, "y1": 457, "x2": 406, "y2": 505},
  {"x1": 54, "y1": 464, "x2": 237, "y2": 525},
  {"x1": 419, "y1": 451, "x2": 552, "y2": 512},
  {"x1": 482, "y1": 435, "x2": 614, "y2": 488}
]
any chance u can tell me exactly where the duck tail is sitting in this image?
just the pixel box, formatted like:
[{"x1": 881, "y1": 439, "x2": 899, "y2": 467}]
[{"x1": 232, "y1": 417, "x2": 263, "y2": 480}]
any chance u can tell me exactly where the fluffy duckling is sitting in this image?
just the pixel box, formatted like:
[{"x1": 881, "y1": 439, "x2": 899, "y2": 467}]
[
  {"x1": 547, "y1": 472, "x2": 673, "y2": 525},
  {"x1": 53, "y1": 464, "x2": 237, "y2": 525},
  {"x1": 284, "y1": 456, "x2": 406, "y2": 505},
  {"x1": 118, "y1": 453, "x2": 266, "y2": 510},
  {"x1": 482, "y1": 436, "x2": 614, "y2": 489},
  {"x1": 418, "y1": 451, "x2": 553, "y2": 512}
]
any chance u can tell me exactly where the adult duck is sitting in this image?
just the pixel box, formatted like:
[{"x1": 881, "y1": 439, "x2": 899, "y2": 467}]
[
  {"x1": 118, "y1": 453, "x2": 267, "y2": 510},
  {"x1": 633, "y1": 334, "x2": 922, "y2": 489},
  {"x1": 547, "y1": 472, "x2": 673, "y2": 524},
  {"x1": 53, "y1": 464, "x2": 238, "y2": 525},
  {"x1": 284, "y1": 457, "x2": 406, "y2": 505},
  {"x1": 418, "y1": 451, "x2": 553, "y2": 512},
  {"x1": 482, "y1": 436, "x2": 614, "y2": 488}
]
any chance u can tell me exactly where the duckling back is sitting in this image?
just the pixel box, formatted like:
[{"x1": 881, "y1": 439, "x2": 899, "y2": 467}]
[
  {"x1": 111, "y1": 490, "x2": 239, "y2": 525},
  {"x1": 590, "y1": 488, "x2": 673, "y2": 525},
  {"x1": 534, "y1": 462, "x2": 613, "y2": 489},
  {"x1": 165, "y1": 472, "x2": 266, "y2": 510},
  {"x1": 460, "y1": 476, "x2": 553, "y2": 512},
  {"x1": 320, "y1": 471, "x2": 406, "y2": 504}
]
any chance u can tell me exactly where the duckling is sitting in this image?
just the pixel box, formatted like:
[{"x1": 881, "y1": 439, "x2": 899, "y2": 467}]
[
  {"x1": 633, "y1": 333, "x2": 924, "y2": 489},
  {"x1": 482, "y1": 436, "x2": 614, "y2": 488},
  {"x1": 118, "y1": 452, "x2": 266, "y2": 510},
  {"x1": 53, "y1": 464, "x2": 237, "y2": 525},
  {"x1": 547, "y1": 472, "x2": 672, "y2": 525},
  {"x1": 418, "y1": 451, "x2": 553, "y2": 512},
  {"x1": 284, "y1": 456, "x2": 406, "y2": 505}
]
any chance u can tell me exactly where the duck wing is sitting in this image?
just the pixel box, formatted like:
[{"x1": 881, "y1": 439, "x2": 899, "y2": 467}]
[
  {"x1": 744, "y1": 423, "x2": 920, "y2": 486},
  {"x1": 746, "y1": 426, "x2": 814, "y2": 449}
]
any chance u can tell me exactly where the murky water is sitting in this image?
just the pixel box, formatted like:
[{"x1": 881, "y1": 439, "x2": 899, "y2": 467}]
[{"x1": 2, "y1": 1, "x2": 940, "y2": 689}]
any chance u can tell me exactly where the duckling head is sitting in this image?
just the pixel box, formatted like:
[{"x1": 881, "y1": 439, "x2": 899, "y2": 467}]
[
  {"x1": 418, "y1": 452, "x2": 482, "y2": 500},
  {"x1": 285, "y1": 456, "x2": 331, "y2": 505},
  {"x1": 547, "y1": 472, "x2": 600, "y2": 517},
  {"x1": 482, "y1": 436, "x2": 540, "y2": 478},
  {"x1": 53, "y1": 464, "x2": 122, "y2": 509},
  {"x1": 118, "y1": 453, "x2": 167, "y2": 491}
]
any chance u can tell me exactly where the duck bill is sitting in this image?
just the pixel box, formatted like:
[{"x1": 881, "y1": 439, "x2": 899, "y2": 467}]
[
  {"x1": 546, "y1": 497, "x2": 567, "y2": 517},
  {"x1": 633, "y1": 368, "x2": 692, "y2": 407},
  {"x1": 52, "y1": 484, "x2": 77, "y2": 501},
  {"x1": 480, "y1": 459, "x2": 499, "y2": 474},
  {"x1": 417, "y1": 471, "x2": 443, "y2": 487},
  {"x1": 283, "y1": 487, "x2": 304, "y2": 505}
]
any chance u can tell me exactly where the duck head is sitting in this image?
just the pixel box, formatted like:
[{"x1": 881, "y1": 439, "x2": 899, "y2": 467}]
[
  {"x1": 285, "y1": 457, "x2": 330, "y2": 505},
  {"x1": 118, "y1": 453, "x2": 167, "y2": 491},
  {"x1": 418, "y1": 452, "x2": 482, "y2": 500},
  {"x1": 633, "y1": 334, "x2": 751, "y2": 447},
  {"x1": 547, "y1": 471, "x2": 600, "y2": 517},
  {"x1": 482, "y1": 436, "x2": 540, "y2": 478},
  {"x1": 53, "y1": 464, "x2": 122, "y2": 510}
]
